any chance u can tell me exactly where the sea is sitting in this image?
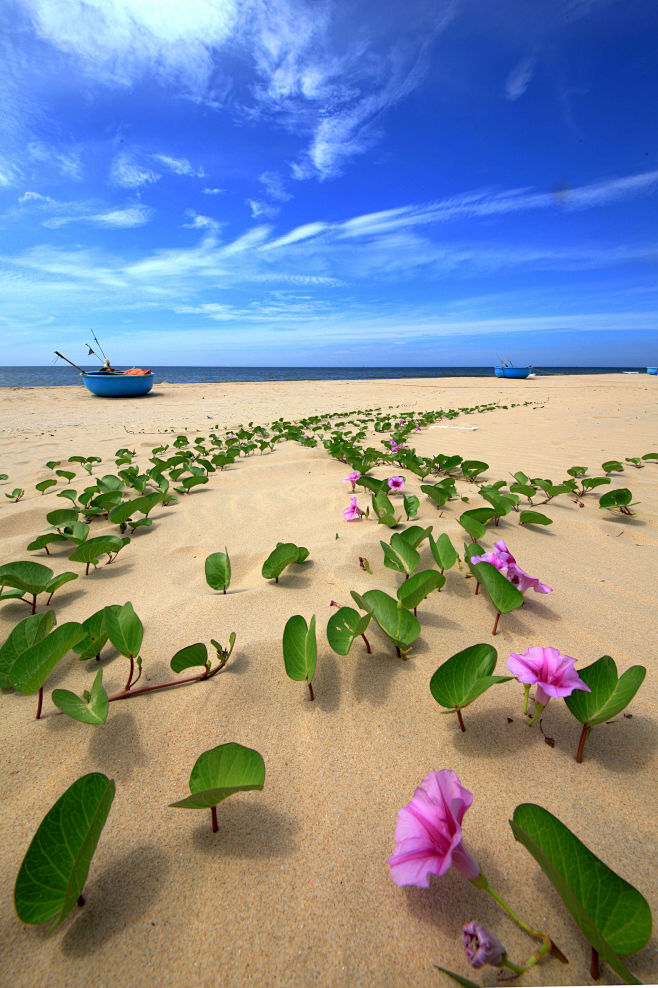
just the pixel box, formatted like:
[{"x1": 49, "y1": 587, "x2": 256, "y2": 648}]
[{"x1": 0, "y1": 366, "x2": 648, "y2": 388}]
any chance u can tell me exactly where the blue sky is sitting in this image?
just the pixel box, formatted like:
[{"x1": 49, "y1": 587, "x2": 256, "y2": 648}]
[{"x1": 1, "y1": 0, "x2": 657, "y2": 366}]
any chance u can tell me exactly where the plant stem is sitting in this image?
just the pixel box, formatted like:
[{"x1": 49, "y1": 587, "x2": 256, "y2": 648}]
[
  {"x1": 77, "y1": 894, "x2": 86, "y2": 908},
  {"x1": 307, "y1": 680, "x2": 315, "y2": 701},
  {"x1": 474, "y1": 581, "x2": 480, "y2": 595},
  {"x1": 492, "y1": 611, "x2": 501, "y2": 635},
  {"x1": 36, "y1": 686, "x2": 43, "y2": 720},
  {"x1": 456, "y1": 708, "x2": 465, "y2": 732},
  {"x1": 361, "y1": 633, "x2": 371, "y2": 653},
  {"x1": 590, "y1": 948, "x2": 600, "y2": 980},
  {"x1": 471, "y1": 873, "x2": 567, "y2": 964},
  {"x1": 124, "y1": 655, "x2": 134, "y2": 692},
  {"x1": 576, "y1": 723, "x2": 591, "y2": 763},
  {"x1": 211, "y1": 805, "x2": 218, "y2": 833}
]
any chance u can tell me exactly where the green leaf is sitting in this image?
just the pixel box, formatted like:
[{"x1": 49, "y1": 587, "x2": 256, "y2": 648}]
[
  {"x1": 510, "y1": 483, "x2": 537, "y2": 498},
  {"x1": 0, "y1": 610, "x2": 57, "y2": 688},
  {"x1": 472, "y1": 561, "x2": 524, "y2": 614},
  {"x1": 46, "y1": 508, "x2": 79, "y2": 529},
  {"x1": 52, "y1": 668, "x2": 109, "y2": 725},
  {"x1": 0, "y1": 560, "x2": 54, "y2": 595},
  {"x1": 602, "y1": 460, "x2": 623, "y2": 474},
  {"x1": 641, "y1": 452, "x2": 657, "y2": 461},
  {"x1": 402, "y1": 493, "x2": 420, "y2": 519},
  {"x1": 169, "y1": 742, "x2": 265, "y2": 810},
  {"x1": 326, "y1": 606, "x2": 372, "y2": 656},
  {"x1": 96, "y1": 474, "x2": 124, "y2": 492},
  {"x1": 599, "y1": 488, "x2": 633, "y2": 509},
  {"x1": 396, "y1": 569, "x2": 445, "y2": 610},
  {"x1": 581, "y1": 477, "x2": 611, "y2": 491},
  {"x1": 45, "y1": 571, "x2": 78, "y2": 596},
  {"x1": 68, "y1": 536, "x2": 128, "y2": 567},
  {"x1": 104, "y1": 601, "x2": 143, "y2": 658},
  {"x1": 11, "y1": 623, "x2": 86, "y2": 695},
  {"x1": 14, "y1": 773, "x2": 116, "y2": 927},
  {"x1": 564, "y1": 655, "x2": 646, "y2": 726},
  {"x1": 262, "y1": 542, "x2": 302, "y2": 581},
  {"x1": 430, "y1": 643, "x2": 512, "y2": 711},
  {"x1": 433, "y1": 965, "x2": 480, "y2": 987},
  {"x1": 511, "y1": 803, "x2": 651, "y2": 982},
  {"x1": 36, "y1": 478, "x2": 58, "y2": 494},
  {"x1": 296, "y1": 545, "x2": 310, "y2": 564},
  {"x1": 205, "y1": 550, "x2": 231, "y2": 592},
  {"x1": 398, "y1": 525, "x2": 433, "y2": 549},
  {"x1": 282, "y1": 614, "x2": 317, "y2": 683},
  {"x1": 27, "y1": 534, "x2": 68, "y2": 554},
  {"x1": 381, "y1": 533, "x2": 420, "y2": 576},
  {"x1": 519, "y1": 510, "x2": 553, "y2": 526},
  {"x1": 171, "y1": 642, "x2": 209, "y2": 673},
  {"x1": 567, "y1": 465, "x2": 588, "y2": 477},
  {"x1": 372, "y1": 488, "x2": 396, "y2": 519},
  {"x1": 429, "y1": 533, "x2": 457, "y2": 571},
  {"x1": 461, "y1": 459, "x2": 489, "y2": 479},
  {"x1": 352, "y1": 589, "x2": 420, "y2": 654},
  {"x1": 72, "y1": 606, "x2": 118, "y2": 661},
  {"x1": 458, "y1": 510, "x2": 488, "y2": 541},
  {"x1": 420, "y1": 483, "x2": 448, "y2": 508}
]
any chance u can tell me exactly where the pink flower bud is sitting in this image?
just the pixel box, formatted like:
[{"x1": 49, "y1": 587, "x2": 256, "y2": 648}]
[{"x1": 462, "y1": 921, "x2": 506, "y2": 968}]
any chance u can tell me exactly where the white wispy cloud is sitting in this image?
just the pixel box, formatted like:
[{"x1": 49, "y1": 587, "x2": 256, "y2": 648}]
[
  {"x1": 152, "y1": 153, "x2": 205, "y2": 177},
  {"x1": 202, "y1": 187, "x2": 225, "y2": 195},
  {"x1": 19, "y1": 190, "x2": 55, "y2": 204},
  {"x1": 41, "y1": 205, "x2": 153, "y2": 228},
  {"x1": 505, "y1": 55, "x2": 536, "y2": 101},
  {"x1": 110, "y1": 152, "x2": 161, "y2": 188},
  {"x1": 28, "y1": 140, "x2": 83, "y2": 179}
]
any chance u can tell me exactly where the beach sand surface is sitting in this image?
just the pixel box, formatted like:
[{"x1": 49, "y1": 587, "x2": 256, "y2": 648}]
[{"x1": 0, "y1": 374, "x2": 656, "y2": 987}]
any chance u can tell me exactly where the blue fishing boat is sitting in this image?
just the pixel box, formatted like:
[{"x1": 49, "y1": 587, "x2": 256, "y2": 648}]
[
  {"x1": 647, "y1": 367, "x2": 657, "y2": 375},
  {"x1": 494, "y1": 365, "x2": 531, "y2": 379},
  {"x1": 81, "y1": 370, "x2": 154, "y2": 397},
  {"x1": 55, "y1": 337, "x2": 153, "y2": 397}
]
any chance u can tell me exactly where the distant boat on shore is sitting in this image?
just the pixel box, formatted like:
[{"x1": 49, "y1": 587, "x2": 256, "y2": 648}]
[
  {"x1": 647, "y1": 367, "x2": 657, "y2": 375},
  {"x1": 494, "y1": 364, "x2": 532, "y2": 379}
]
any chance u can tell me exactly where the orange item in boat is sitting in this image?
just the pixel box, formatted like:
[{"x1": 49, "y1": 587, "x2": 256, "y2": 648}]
[{"x1": 123, "y1": 368, "x2": 151, "y2": 375}]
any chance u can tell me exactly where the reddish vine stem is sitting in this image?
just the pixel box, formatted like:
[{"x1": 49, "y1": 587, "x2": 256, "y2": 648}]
[
  {"x1": 456, "y1": 708, "x2": 465, "y2": 732},
  {"x1": 361, "y1": 634, "x2": 371, "y2": 654},
  {"x1": 124, "y1": 656, "x2": 135, "y2": 692},
  {"x1": 307, "y1": 680, "x2": 315, "y2": 701},
  {"x1": 576, "y1": 723, "x2": 590, "y2": 763},
  {"x1": 35, "y1": 686, "x2": 44, "y2": 720},
  {"x1": 211, "y1": 806, "x2": 219, "y2": 833},
  {"x1": 590, "y1": 948, "x2": 600, "y2": 980},
  {"x1": 492, "y1": 611, "x2": 501, "y2": 636}
]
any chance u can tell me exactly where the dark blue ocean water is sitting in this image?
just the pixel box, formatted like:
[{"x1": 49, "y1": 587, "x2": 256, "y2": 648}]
[{"x1": 0, "y1": 366, "x2": 648, "y2": 388}]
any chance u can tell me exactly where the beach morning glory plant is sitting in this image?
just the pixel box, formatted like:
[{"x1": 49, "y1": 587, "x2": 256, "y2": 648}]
[
  {"x1": 343, "y1": 471, "x2": 361, "y2": 491},
  {"x1": 507, "y1": 646, "x2": 591, "y2": 725},
  {"x1": 387, "y1": 476, "x2": 405, "y2": 492},
  {"x1": 343, "y1": 496, "x2": 365, "y2": 521}
]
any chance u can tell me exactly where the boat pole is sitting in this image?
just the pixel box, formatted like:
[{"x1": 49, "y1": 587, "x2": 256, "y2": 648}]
[{"x1": 54, "y1": 351, "x2": 88, "y2": 375}]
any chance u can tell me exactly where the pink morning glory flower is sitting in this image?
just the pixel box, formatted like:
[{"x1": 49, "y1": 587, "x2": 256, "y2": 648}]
[
  {"x1": 388, "y1": 770, "x2": 480, "y2": 888},
  {"x1": 505, "y1": 562, "x2": 552, "y2": 594},
  {"x1": 343, "y1": 496, "x2": 365, "y2": 521},
  {"x1": 507, "y1": 646, "x2": 590, "y2": 721},
  {"x1": 469, "y1": 550, "x2": 508, "y2": 572},
  {"x1": 462, "y1": 922, "x2": 506, "y2": 969},
  {"x1": 389, "y1": 439, "x2": 401, "y2": 452},
  {"x1": 387, "y1": 476, "x2": 405, "y2": 492},
  {"x1": 398, "y1": 418, "x2": 405, "y2": 425},
  {"x1": 343, "y1": 470, "x2": 361, "y2": 491},
  {"x1": 492, "y1": 540, "x2": 515, "y2": 564}
]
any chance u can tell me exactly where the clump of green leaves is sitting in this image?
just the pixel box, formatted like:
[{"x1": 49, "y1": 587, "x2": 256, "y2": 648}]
[{"x1": 564, "y1": 655, "x2": 646, "y2": 762}]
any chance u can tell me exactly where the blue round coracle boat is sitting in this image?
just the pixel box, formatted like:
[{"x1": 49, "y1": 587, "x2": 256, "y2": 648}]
[
  {"x1": 647, "y1": 367, "x2": 657, "y2": 375},
  {"x1": 494, "y1": 366, "x2": 531, "y2": 379},
  {"x1": 82, "y1": 371, "x2": 154, "y2": 397}
]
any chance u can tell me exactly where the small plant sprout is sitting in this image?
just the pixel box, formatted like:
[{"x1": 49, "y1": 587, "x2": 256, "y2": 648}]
[
  {"x1": 371, "y1": 489, "x2": 400, "y2": 527},
  {"x1": 430, "y1": 644, "x2": 513, "y2": 731},
  {"x1": 327, "y1": 603, "x2": 372, "y2": 655},
  {"x1": 599, "y1": 488, "x2": 637, "y2": 514},
  {"x1": 402, "y1": 493, "x2": 419, "y2": 519},
  {"x1": 511, "y1": 804, "x2": 651, "y2": 984},
  {"x1": 0, "y1": 561, "x2": 78, "y2": 613},
  {"x1": 283, "y1": 614, "x2": 317, "y2": 700},
  {"x1": 380, "y1": 533, "x2": 420, "y2": 578},
  {"x1": 205, "y1": 549, "x2": 231, "y2": 594},
  {"x1": 601, "y1": 459, "x2": 624, "y2": 474},
  {"x1": 6, "y1": 488, "x2": 25, "y2": 501},
  {"x1": 564, "y1": 655, "x2": 646, "y2": 762},
  {"x1": 396, "y1": 570, "x2": 444, "y2": 615},
  {"x1": 170, "y1": 743, "x2": 265, "y2": 833},
  {"x1": 68, "y1": 535, "x2": 130, "y2": 574},
  {"x1": 15, "y1": 772, "x2": 116, "y2": 928},
  {"x1": 429, "y1": 533, "x2": 458, "y2": 575},
  {"x1": 0, "y1": 610, "x2": 56, "y2": 690},
  {"x1": 5, "y1": 621, "x2": 86, "y2": 718},
  {"x1": 52, "y1": 668, "x2": 109, "y2": 724},
  {"x1": 350, "y1": 589, "x2": 420, "y2": 658},
  {"x1": 507, "y1": 647, "x2": 591, "y2": 725},
  {"x1": 262, "y1": 542, "x2": 309, "y2": 583}
]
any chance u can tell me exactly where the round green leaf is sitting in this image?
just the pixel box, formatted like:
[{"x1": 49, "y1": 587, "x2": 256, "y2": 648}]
[
  {"x1": 0, "y1": 610, "x2": 57, "y2": 689},
  {"x1": 169, "y1": 742, "x2": 265, "y2": 810},
  {"x1": 262, "y1": 542, "x2": 300, "y2": 581},
  {"x1": 0, "y1": 560, "x2": 54, "y2": 595},
  {"x1": 473, "y1": 561, "x2": 524, "y2": 614},
  {"x1": 104, "y1": 601, "x2": 143, "y2": 658},
  {"x1": 205, "y1": 550, "x2": 231, "y2": 592},
  {"x1": 564, "y1": 655, "x2": 646, "y2": 726},
  {"x1": 396, "y1": 569, "x2": 445, "y2": 610},
  {"x1": 356, "y1": 589, "x2": 420, "y2": 652},
  {"x1": 282, "y1": 614, "x2": 317, "y2": 682},
  {"x1": 171, "y1": 642, "x2": 208, "y2": 673},
  {"x1": 326, "y1": 607, "x2": 372, "y2": 656},
  {"x1": 430, "y1": 642, "x2": 511, "y2": 710},
  {"x1": 11, "y1": 623, "x2": 85, "y2": 695},
  {"x1": 14, "y1": 773, "x2": 115, "y2": 927},
  {"x1": 519, "y1": 510, "x2": 553, "y2": 526}
]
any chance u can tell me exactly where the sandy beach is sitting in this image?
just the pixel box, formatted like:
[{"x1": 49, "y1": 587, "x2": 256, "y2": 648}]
[{"x1": 0, "y1": 373, "x2": 656, "y2": 988}]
